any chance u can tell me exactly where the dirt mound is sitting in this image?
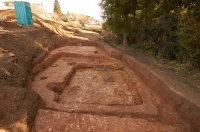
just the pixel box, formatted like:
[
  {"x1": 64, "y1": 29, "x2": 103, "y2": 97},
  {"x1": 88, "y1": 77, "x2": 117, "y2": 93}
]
[
  {"x1": 100, "y1": 30, "x2": 119, "y2": 44},
  {"x1": 0, "y1": 27, "x2": 57, "y2": 87},
  {"x1": 0, "y1": 10, "x2": 59, "y2": 131},
  {"x1": 0, "y1": 10, "x2": 93, "y2": 87}
]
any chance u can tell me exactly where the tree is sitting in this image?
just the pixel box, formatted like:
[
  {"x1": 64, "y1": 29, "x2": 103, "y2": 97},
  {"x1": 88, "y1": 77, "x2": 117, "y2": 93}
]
[
  {"x1": 78, "y1": 15, "x2": 92, "y2": 26},
  {"x1": 100, "y1": 0, "x2": 137, "y2": 46},
  {"x1": 53, "y1": 0, "x2": 69, "y2": 22},
  {"x1": 100, "y1": 0, "x2": 200, "y2": 67},
  {"x1": 54, "y1": 0, "x2": 62, "y2": 15}
]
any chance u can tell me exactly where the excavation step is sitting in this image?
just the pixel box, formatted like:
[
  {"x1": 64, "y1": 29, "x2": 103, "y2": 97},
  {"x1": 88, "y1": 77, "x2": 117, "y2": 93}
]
[
  {"x1": 48, "y1": 46, "x2": 107, "y2": 59},
  {"x1": 32, "y1": 46, "x2": 109, "y2": 76},
  {"x1": 35, "y1": 109, "x2": 187, "y2": 132},
  {"x1": 32, "y1": 58, "x2": 74, "y2": 106},
  {"x1": 45, "y1": 104, "x2": 160, "y2": 119}
]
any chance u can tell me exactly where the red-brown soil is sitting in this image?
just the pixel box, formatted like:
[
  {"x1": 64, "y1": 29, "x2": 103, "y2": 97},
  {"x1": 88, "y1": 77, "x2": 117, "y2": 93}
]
[
  {"x1": 0, "y1": 10, "x2": 96, "y2": 131},
  {"x1": 31, "y1": 45, "x2": 192, "y2": 132},
  {"x1": 0, "y1": 9, "x2": 199, "y2": 132}
]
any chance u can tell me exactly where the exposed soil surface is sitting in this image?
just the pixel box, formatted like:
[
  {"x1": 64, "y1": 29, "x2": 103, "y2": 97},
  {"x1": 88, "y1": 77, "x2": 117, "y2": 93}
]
[
  {"x1": 1, "y1": 10, "x2": 199, "y2": 132},
  {"x1": 0, "y1": 10, "x2": 97, "y2": 131},
  {"x1": 30, "y1": 45, "x2": 192, "y2": 132}
]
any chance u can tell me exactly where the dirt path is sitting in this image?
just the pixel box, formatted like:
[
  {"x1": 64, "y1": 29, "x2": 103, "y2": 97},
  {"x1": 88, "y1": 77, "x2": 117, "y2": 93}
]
[{"x1": 30, "y1": 44, "x2": 192, "y2": 132}]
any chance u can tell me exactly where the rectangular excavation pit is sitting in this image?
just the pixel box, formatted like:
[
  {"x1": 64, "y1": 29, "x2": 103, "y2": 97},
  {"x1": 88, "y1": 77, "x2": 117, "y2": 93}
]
[
  {"x1": 31, "y1": 45, "x2": 193, "y2": 132},
  {"x1": 59, "y1": 68, "x2": 143, "y2": 106},
  {"x1": 32, "y1": 56, "x2": 137, "y2": 107}
]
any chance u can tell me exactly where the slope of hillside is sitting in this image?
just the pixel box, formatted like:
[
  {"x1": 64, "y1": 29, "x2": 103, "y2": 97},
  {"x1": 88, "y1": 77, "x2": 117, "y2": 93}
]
[{"x1": 0, "y1": 9, "x2": 100, "y2": 131}]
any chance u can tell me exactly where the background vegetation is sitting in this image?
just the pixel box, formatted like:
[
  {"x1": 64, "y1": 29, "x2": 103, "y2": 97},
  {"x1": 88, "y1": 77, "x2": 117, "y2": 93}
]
[
  {"x1": 100, "y1": 0, "x2": 200, "y2": 69},
  {"x1": 53, "y1": 0, "x2": 99, "y2": 26},
  {"x1": 54, "y1": 0, "x2": 69, "y2": 22}
]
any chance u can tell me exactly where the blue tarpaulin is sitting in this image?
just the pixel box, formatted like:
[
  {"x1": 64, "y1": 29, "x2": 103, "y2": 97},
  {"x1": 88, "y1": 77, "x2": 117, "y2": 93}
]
[{"x1": 14, "y1": 1, "x2": 32, "y2": 25}]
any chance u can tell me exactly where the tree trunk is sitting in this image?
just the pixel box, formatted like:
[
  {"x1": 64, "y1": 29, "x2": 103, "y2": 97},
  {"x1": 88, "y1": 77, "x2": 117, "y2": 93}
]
[{"x1": 123, "y1": 32, "x2": 128, "y2": 47}]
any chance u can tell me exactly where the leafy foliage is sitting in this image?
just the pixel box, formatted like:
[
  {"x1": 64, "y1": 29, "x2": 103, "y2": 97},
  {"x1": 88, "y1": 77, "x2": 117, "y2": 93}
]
[
  {"x1": 54, "y1": 0, "x2": 62, "y2": 15},
  {"x1": 100, "y1": 0, "x2": 200, "y2": 68},
  {"x1": 53, "y1": 0, "x2": 68, "y2": 22},
  {"x1": 77, "y1": 15, "x2": 92, "y2": 26}
]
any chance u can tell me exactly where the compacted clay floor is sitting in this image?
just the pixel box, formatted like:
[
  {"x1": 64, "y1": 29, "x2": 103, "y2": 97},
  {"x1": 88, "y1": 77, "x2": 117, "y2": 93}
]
[{"x1": 31, "y1": 46, "x2": 192, "y2": 132}]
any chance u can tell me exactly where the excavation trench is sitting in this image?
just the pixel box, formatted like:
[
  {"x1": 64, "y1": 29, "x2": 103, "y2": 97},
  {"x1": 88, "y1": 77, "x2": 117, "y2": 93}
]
[{"x1": 30, "y1": 46, "x2": 192, "y2": 131}]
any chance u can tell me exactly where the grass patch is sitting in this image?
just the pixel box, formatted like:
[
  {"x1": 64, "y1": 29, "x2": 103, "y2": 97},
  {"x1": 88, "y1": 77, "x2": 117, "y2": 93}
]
[{"x1": 108, "y1": 43, "x2": 200, "y2": 81}]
